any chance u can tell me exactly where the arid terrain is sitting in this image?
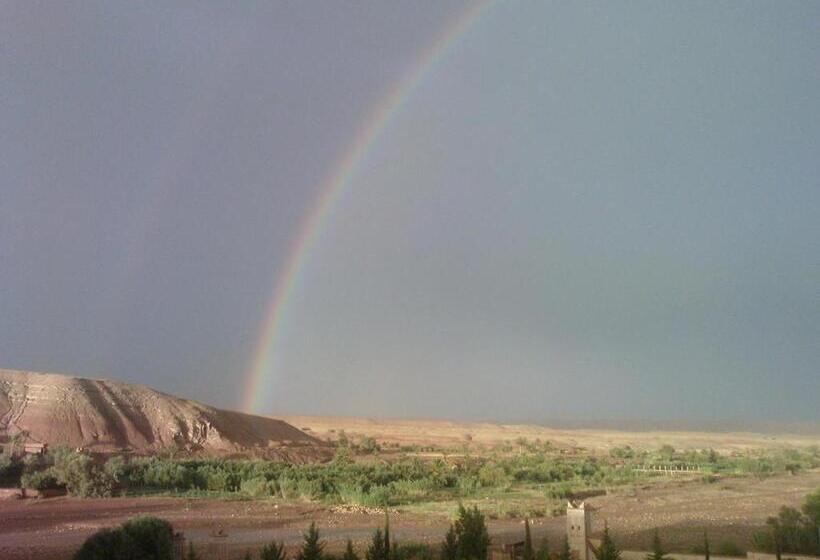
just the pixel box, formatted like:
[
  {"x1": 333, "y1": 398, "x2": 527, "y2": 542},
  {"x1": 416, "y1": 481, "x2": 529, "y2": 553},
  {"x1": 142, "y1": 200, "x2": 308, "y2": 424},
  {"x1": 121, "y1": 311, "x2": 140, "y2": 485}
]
[
  {"x1": 1, "y1": 469, "x2": 818, "y2": 560},
  {"x1": 0, "y1": 369, "x2": 326, "y2": 459},
  {"x1": 1, "y1": 370, "x2": 818, "y2": 560},
  {"x1": 283, "y1": 415, "x2": 820, "y2": 454}
]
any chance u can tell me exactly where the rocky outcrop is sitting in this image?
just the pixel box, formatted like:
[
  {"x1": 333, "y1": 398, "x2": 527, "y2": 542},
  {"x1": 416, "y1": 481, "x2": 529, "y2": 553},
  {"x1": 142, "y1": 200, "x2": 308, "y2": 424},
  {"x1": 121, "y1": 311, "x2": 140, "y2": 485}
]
[{"x1": 0, "y1": 369, "x2": 327, "y2": 460}]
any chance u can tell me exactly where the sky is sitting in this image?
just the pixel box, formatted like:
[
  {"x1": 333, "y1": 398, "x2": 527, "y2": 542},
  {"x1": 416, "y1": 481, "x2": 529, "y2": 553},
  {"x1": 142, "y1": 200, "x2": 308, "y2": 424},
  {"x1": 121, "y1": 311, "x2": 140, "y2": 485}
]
[{"x1": 1, "y1": 1, "x2": 818, "y2": 426}]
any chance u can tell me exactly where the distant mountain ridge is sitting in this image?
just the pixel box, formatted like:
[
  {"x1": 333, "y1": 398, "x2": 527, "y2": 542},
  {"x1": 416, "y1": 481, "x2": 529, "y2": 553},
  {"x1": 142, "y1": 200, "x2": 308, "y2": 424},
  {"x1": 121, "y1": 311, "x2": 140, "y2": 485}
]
[{"x1": 0, "y1": 369, "x2": 327, "y2": 460}]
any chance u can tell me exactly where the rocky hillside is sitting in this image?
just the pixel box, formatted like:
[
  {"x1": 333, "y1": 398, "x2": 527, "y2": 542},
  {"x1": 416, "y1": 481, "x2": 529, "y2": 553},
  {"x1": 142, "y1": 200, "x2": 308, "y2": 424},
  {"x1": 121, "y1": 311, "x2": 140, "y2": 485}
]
[{"x1": 0, "y1": 369, "x2": 327, "y2": 460}]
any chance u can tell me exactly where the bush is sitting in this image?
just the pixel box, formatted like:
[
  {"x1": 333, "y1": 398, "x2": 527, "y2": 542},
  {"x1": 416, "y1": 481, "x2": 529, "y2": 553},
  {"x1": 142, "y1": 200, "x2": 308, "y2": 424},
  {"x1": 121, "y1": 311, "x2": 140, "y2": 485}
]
[
  {"x1": 752, "y1": 503, "x2": 819, "y2": 556},
  {"x1": 261, "y1": 541, "x2": 287, "y2": 560},
  {"x1": 74, "y1": 516, "x2": 174, "y2": 560},
  {"x1": 50, "y1": 447, "x2": 117, "y2": 497},
  {"x1": 716, "y1": 541, "x2": 743, "y2": 556},
  {"x1": 453, "y1": 505, "x2": 490, "y2": 560},
  {"x1": 457, "y1": 476, "x2": 479, "y2": 497},
  {"x1": 20, "y1": 468, "x2": 60, "y2": 491},
  {"x1": 0, "y1": 453, "x2": 23, "y2": 485},
  {"x1": 478, "y1": 464, "x2": 511, "y2": 490},
  {"x1": 394, "y1": 543, "x2": 433, "y2": 560},
  {"x1": 241, "y1": 476, "x2": 275, "y2": 498}
]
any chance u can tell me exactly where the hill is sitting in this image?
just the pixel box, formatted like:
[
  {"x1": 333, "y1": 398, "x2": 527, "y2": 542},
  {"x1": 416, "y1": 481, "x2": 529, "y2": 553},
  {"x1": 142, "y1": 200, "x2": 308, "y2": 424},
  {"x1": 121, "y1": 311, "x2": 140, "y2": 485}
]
[{"x1": 0, "y1": 369, "x2": 327, "y2": 460}]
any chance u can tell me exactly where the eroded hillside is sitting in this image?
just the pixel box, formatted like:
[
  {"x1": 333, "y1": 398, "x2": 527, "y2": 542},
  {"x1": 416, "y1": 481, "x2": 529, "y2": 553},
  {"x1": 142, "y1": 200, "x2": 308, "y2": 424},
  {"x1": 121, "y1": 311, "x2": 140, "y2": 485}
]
[{"x1": 0, "y1": 369, "x2": 327, "y2": 460}]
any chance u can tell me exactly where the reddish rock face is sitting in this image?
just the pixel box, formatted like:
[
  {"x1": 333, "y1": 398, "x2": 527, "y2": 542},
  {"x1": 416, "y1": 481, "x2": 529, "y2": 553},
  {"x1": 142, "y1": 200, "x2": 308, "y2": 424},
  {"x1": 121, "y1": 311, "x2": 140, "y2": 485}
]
[{"x1": 0, "y1": 369, "x2": 328, "y2": 460}]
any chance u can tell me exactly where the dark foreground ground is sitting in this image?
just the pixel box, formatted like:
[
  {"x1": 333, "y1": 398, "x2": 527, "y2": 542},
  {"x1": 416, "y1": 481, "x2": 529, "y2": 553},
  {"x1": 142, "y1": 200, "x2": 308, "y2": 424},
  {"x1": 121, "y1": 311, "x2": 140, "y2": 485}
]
[{"x1": 1, "y1": 470, "x2": 818, "y2": 560}]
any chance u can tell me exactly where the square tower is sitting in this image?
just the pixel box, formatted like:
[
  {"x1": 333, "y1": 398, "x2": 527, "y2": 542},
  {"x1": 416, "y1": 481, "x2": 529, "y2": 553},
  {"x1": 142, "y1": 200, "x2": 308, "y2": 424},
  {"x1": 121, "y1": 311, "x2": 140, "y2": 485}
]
[{"x1": 566, "y1": 501, "x2": 593, "y2": 560}]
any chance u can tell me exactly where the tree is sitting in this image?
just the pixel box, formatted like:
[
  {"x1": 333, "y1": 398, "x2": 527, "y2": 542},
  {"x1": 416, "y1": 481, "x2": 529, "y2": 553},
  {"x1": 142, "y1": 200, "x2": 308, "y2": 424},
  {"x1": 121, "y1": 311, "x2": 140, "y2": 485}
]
[
  {"x1": 385, "y1": 513, "x2": 392, "y2": 559},
  {"x1": 646, "y1": 530, "x2": 669, "y2": 560},
  {"x1": 803, "y1": 488, "x2": 820, "y2": 526},
  {"x1": 703, "y1": 531, "x2": 710, "y2": 560},
  {"x1": 558, "y1": 536, "x2": 572, "y2": 560},
  {"x1": 185, "y1": 542, "x2": 200, "y2": 560},
  {"x1": 344, "y1": 540, "x2": 360, "y2": 560},
  {"x1": 441, "y1": 525, "x2": 458, "y2": 560},
  {"x1": 658, "y1": 445, "x2": 675, "y2": 462},
  {"x1": 296, "y1": 523, "x2": 324, "y2": 560},
  {"x1": 536, "y1": 535, "x2": 550, "y2": 560},
  {"x1": 522, "y1": 520, "x2": 534, "y2": 560},
  {"x1": 261, "y1": 541, "x2": 287, "y2": 560},
  {"x1": 753, "y1": 496, "x2": 820, "y2": 557},
  {"x1": 367, "y1": 528, "x2": 389, "y2": 560},
  {"x1": 50, "y1": 447, "x2": 117, "y2": 497},
  {"x1": 595, "y1": 524, "x2": 621, "y2": 560},
  {"x1": 454, "y1": 505, "x2": 490, "y2": 560}
]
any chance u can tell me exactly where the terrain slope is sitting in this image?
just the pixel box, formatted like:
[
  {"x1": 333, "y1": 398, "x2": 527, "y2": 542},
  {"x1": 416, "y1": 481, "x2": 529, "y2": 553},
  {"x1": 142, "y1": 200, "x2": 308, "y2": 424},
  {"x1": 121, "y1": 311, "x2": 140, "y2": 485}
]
[
  {"x1": 283, "y1": 416, "x2": 820, "y2": 453},
  {"x1": 0, "y1": 369, "x2": 324, "y2": 459}
]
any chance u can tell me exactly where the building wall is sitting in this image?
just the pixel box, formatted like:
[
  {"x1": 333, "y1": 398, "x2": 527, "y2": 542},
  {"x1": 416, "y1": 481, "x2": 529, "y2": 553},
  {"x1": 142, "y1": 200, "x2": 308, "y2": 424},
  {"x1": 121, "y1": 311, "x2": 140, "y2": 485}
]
[{"x1": 567, "y1": 503, "x2": 592, "y2": 560}]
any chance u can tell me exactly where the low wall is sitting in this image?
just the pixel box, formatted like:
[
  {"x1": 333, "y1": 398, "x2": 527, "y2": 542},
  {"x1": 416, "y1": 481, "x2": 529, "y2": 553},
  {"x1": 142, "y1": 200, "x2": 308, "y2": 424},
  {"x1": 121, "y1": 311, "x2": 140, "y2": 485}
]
[
  {"x1": 0, "y1": 487, "x2": 22, "y2": 499},
  {"x1": 0, "y1": 487, "x2": 68, "y2": 499},
  {"x1": 621, "y1": 551, "x2": 819, "y2": 560},
  {"x1": 748, "y1": 553, "x2": 820, "y2": 560},
  {"x1": 22, "y1": 487, "x2": 67, "y2": 498},
  {"x1": 622, "y1": 552, "x2": 744, "y2": 560}
]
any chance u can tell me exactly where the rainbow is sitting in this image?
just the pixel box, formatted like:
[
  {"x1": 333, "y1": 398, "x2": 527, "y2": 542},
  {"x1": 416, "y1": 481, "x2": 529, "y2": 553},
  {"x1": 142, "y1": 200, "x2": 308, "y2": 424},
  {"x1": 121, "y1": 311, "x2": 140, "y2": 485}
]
[{"x1": 242, "y1": 1, "x2": 496, "y2": 413}]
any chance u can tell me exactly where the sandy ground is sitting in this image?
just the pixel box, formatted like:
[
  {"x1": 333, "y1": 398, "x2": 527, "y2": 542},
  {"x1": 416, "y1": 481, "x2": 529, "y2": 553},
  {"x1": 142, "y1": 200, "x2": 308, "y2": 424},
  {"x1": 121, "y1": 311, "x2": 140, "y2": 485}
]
[
  {"x1": 1, "y1": 470, "x2": 818, "y2": 560},
  {"x1": 282, "y1": 416, "x2": 820, "y2": 453}
]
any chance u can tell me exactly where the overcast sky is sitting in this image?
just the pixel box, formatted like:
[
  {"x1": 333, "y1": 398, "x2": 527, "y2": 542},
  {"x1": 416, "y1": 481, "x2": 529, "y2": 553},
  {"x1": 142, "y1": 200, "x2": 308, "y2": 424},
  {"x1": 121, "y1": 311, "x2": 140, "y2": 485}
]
[{"x1": 1, "y1": 1, "x2": 818, "y2": 425}]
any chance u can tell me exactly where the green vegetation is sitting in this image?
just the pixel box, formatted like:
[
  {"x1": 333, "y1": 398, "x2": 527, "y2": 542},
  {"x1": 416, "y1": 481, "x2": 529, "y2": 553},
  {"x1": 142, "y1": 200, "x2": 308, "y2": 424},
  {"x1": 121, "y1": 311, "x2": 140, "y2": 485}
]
[
  {"x1": 344, "y1": 540, "x2": 360, "y2": 560},
  {"x1": 703, "y1": 531, "x2": 710, "y2": 560},
  {"x1": 185, "y1": 542, "x2": 201, "y2": 560},
  {"x1": 646, "y1": 530, "x2": 669, "y2": 560},
  {"x1": 297, "y1": 523, "x2": 325, "y2": 560},
  {"x1": 596, "y1": 524, "x2": 622, "y2": 560},
  {"x1": 558, "y1": 537, "x2": 572, "y2": 560},
  {"x1": 536, "y1": 535, "x2": 550, "y2": 560},
  {"x1": 261, "y1": 541, "x2": 288, "y2": 560},
  {"x1": 752, "y1": 489, "x2": 820, "y2": 556},
  {"x1": 73, "y1": 516, "x2": 174, "y2": 560},
  {"x1": 1, "y1": 443, "x2": 817, "y2": 508},
  {"x1": 450, "y1": 505, "x2": 490, "y2": 560},
  {"x1": 367, "y1": 528, "x2": 388, "y2": 560},
  {"x1": 441, "y1": 524, "x2": 458, "y2": 560}
]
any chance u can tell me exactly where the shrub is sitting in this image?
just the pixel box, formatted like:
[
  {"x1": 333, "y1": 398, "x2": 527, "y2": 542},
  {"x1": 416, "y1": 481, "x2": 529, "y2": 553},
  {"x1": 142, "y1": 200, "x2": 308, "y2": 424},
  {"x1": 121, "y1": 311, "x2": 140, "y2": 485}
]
[
  {"x1": 241, "y1": 476, "x2": 275, "y2": 498},
  {"x1": 73, "y1": 516, "x2": 174, "y2": 560},
  {"x1": 261, "y1": 540, "x2": 287, "y2": 560},
  {"x1": 478, "y1": 464, "x2": 510, "y2": 490},
  {"x1": 366, "y1": 528, "x2": 388, "y2": 560},
  {"x1": 74, "y1": 528, "x2": 125, "y2": 560},
  {"x1": 597, "y1": 525, "x2": 621, "y2": 560},
  {"x1": 457, "y1": 476, "x2": 479, "y2": 497},
  {"x1": 20, "y1": 468, "x2": 60, "y2": 491},
  {"x1": 0, "y1": 453, "x2": 23, "y2": 485},
  {"x1": 752, "y1": 503, "x2": 819, "y2": 556},
  {"x1": 716, "y1": 541, "x2": 743, "y2": 556},
  {"x1": 296, "y1": 522, "x2": 324, "y2": 560},
  {"x1": 50, "y1": 447, "x2": 117, "y2": 497},
  {"x1": 453, "y1": 505, "x2": 490, "y2": 560},
  {"x1": 279, "y1": 475, "x2": 299, "y2": 500},
  {"x1": 394, "y1": 544, "x2": 434, "y2": 560}
]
